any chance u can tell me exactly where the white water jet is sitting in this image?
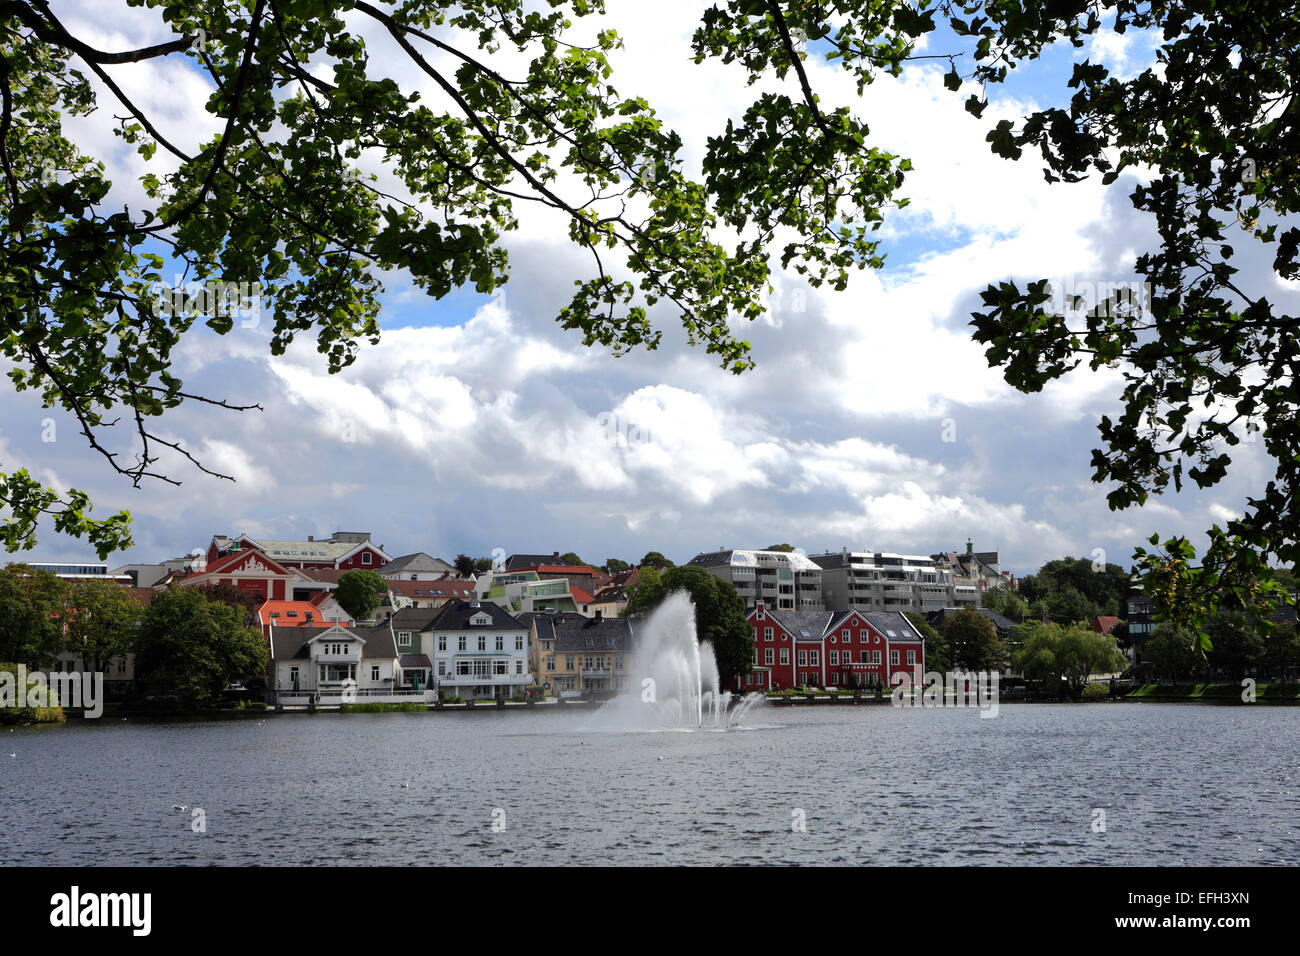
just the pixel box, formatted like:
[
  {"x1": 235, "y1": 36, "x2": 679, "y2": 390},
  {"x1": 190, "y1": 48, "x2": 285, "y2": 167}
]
[{"x1": 593, "y1": 590, "x2": 766, "y2": 732}]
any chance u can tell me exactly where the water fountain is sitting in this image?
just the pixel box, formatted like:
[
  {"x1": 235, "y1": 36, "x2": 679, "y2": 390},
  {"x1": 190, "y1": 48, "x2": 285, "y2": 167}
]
[{"x1": 594, "y1": 590, "x2": 765, "y2": 731}]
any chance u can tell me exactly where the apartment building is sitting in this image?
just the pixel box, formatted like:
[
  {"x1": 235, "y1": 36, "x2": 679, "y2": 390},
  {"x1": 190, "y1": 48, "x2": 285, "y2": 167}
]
[
  {"x1": 810, "y1": 549, "x2": 969, "y2": 614},
  {"x1": 687, "y1": 549, "x2": 824, "y2": 611}
]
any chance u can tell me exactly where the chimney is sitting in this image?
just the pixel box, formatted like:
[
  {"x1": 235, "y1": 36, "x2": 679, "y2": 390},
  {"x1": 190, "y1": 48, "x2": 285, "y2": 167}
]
[
  {"x1": 966, "y1": 538, "x2": 973, "y2": 556},
  {"x1": 553, "y1": 551, "x2": 560, "y2": 558},
  {"x1": 308, "y1": 535, "x2": 314, "y2": 542}
]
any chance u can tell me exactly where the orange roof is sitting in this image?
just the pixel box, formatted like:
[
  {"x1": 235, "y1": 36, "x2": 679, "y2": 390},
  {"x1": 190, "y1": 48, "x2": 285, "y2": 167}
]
[
  {"x1": 1092, "y1": 616, "x2": 1123, "y2": 635},
  {"x1": 571, "y1": 586, "x2": 594, "y2": 604},
  {"x1": 259, "y1": 600, "x2": 348, "y2": 628}
]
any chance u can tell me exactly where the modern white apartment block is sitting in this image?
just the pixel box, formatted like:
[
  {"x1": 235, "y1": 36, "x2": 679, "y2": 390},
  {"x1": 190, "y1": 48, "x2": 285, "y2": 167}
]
[
  {"x1": 687, "y1": 549, "x2": 824, "y2": 611},
  {"x1": 809, "y1": 549, "x2": 978, "y2": 613}
]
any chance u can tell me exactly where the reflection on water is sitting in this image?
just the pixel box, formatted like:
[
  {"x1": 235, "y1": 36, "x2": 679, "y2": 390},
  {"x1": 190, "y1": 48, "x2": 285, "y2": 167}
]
[{"x1": 1, "y1": 703, "x2": 1296, "y2": 865}]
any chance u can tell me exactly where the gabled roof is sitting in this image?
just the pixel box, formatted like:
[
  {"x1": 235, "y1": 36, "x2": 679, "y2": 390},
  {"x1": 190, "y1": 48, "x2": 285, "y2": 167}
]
[
  {"x1": 269, "y1": 623, "x2": 395, "y2": 661},
  {"x1": 751, "y1": 606, "x2": 835, "y2": 641},
  {"x1": 259, "y1": 600, "x2": 347, "y2": 628},
  {"x1": 378, "y1": 553, "x2": 455, "y2": 574},
  {"x1": 429, "y1": 600, "x2": 525, "y2": 631},
  {"x1": 1092, "y1": 615, "x2": 1123, "y2": 635},
  {"x1": 532, "y1": 613, "x2": 638, "y2": 652},
  {"x1": 387, "y1": 607, "x2": 442, "y2": 632}
]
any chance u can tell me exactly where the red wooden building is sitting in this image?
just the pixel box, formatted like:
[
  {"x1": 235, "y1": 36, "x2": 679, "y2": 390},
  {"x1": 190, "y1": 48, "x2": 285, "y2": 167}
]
[{"x1": 735, "y1": 601, "x2": 925, "y2": 692}]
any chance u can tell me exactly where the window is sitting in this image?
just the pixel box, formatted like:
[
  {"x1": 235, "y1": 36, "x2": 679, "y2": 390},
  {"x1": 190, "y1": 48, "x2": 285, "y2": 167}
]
[
  {"x1": 890, "y1": 650, "x2": 900, "y2": 666},
  {"x1": 477, "y1": 636, "x2": 487, "y2": 651},
  {"x1": 458, "y1": 636, "x2": 467, "y2": 651},
  {"x1": 860, "y1": 651, "x2": 869, "y2": 664},
  {"x1": 117, "y1": 658, "x2": 127, "y2": 674},
  {"x1": 547, "y1": 657, "x2": 555, "y2": 672},
  {"x1": 907, "y1": 650, "x2": 916, "y2": 665},
  {"x1": 565, "y1": 656, "x2": 575, "y2": 670},
  {"x1": 398, "y1": 631, "x2": 412, "y2": 648},
  {"x1": 842, "y1": 628, "x2": 850, "y2": 641},
  {"x1": 810, "y1": 650, "x2": 820, "y2": 666},
  {"x1": 764, "y1": 649, "x2": 774, "y2": 666},
  {"x1": 438, "y1": 662, "x2": 446, "y2": 676},
  {"x1": 438, "y1": 636, "x2": 447, "y2": 651},
  {"x1": 764, "y1": 626, "x2": 774, "y2": 641},
  {"x1": 516, "y1": 661, "x2": 523, "y2": 674},
  {"x1": 798, "y1": 649, "x2": 808, "y2": 666},
  {"x1": 753, "y1": 648, "x2": 758, "y2": 665},
  {"x1": 829, "y1": 651, "x2": 839, "y2": 665},
  {"x1": 779, "y1": 648, "x2": 789, "y2": 665},
  {"x1": 496, "y1": 636, "x2": 504, "y2": 651},
  {"x1": 829, "y1": 674, "x2": 838, "y2": 685},
  {"x1": 289, "y1": 666, "x2": 299, "y2": 685},
  {"x1": 371, "y1": 665, "x2": 380, "y2": 681},
  {"x1": 516, "y1": 636, "x2": 524, "y2": 651}
]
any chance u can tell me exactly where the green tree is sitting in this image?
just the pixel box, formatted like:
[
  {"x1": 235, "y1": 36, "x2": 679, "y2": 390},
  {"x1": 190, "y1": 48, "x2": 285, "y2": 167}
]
[
  {"x1": 453, "y1": 554, "x2": 478, "y2": 579},
  {"x1": 639, "y1": 551, "x2": 673, "y2": 569},
  {"x1": 938, "y1": 608, "x2": 1007, "y2": 672},
  {"x1": 335, "y1": 569, "x2": 388, "y2": 621},
  {"x1": 1141, "y1": 623, "x2": 1202, "y2": 684},
  {"x1": 765, "y1": 543, "x2": 796, "y2": 553},
  {"x1": 1012, "y1": 621, "x2": 1128, "y2": 700},
  {"x1": 134, "y1": 587, "x2": 268, "y2": 708},
  {"x1": 194, "y1": 581, "x2": 261, "y2": 628},
  {"x1": 980, "y1": 585, "x2": 1028, "y2": 622},
  {"x1": 62, "y1": 580, "x2": 143, "y2": 674},
  {"x1": 1204, "y1": 611, "x2": 1265, "y2": 681},
  {"x1": 0, "y1": 563, "x2": 68, "y2": 665},
  {"x1": 559, "y1": 552, "x2": 586, "y2": 568},
  {"x1": 10, "y1": 0, "x2": 1300, "y2": 619},
  {"x1": 624, "y1": 564, "x2": 751, "y2": 684},
  {"x1": 603, "y1": 558, "x2": 630, "y2": 574},
  {"x1": 1260, "y1": 621, "x2": 1300, "y2": 680},
  {"x1": 904, "y1": 612, "x2": 947, "y2": 673}
]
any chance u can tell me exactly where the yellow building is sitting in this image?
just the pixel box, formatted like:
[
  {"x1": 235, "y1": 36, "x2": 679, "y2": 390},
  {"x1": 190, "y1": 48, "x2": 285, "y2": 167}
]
[{"x1": 524, "y1": 612, "x2": 638, "y2": 698}]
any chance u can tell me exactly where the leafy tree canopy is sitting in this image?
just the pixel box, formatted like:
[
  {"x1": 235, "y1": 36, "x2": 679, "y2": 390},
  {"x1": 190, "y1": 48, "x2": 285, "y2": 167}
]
[
  {"x1": 639, "y1": 551, "x2": 673, "y2": 569},
  {"x1": 1011, "y1": 620, "x2": 1127, "y2": 699},
  {"x1": 0, "y1": 563, "x2": 68, "y2": 665},
  {"x1": 4, "y1": 0, "x2": 1298, "y2": 644},
  {"x1": 62, "y1": 578, "x2": 143, "y2": 674},
  {"x1": 937, "y1": 607, "x2": 1006, "y2": 673},
  {"x1": 335, "y1": 568, "x2": 387, "y2": 620},
  {"x1": 134, "y1": 586, "x2": 268, "y2": 707}
]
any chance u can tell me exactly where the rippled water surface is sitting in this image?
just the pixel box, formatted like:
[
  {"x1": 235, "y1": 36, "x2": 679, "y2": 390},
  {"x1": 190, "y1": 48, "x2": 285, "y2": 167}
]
[{"x1": 2, "y1": 702, "x2": 1297, "y2": 865}]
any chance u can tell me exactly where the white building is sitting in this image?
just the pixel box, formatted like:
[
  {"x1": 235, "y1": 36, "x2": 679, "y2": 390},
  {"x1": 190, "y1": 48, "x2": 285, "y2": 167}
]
[
  {"x1": 268, "y1": 622, "x2": 434, "y2": 706},
  {"x1": 390, "y1": 600, "x2": 533, "y2": 701}
]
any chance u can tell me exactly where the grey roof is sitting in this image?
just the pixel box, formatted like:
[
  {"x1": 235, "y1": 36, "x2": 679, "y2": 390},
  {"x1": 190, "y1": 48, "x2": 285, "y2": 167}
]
[
  {"x1": 532, "y1": 613, "x2": 638, "y2": 652},
  {"x1": 505, "y1": 553, "x2": 571, "y2": 571},
  {"x1": 269, "y1": 624, "x2": 397, "y2": 661},
  {"x1": 757, "y1": 607, "x2": 835, "y2": 642},
  {"x1": 387, "y1": 607, "x2": 442, "y2": 631},
  {"x1": 399, "y1": 653, "x2": 432, "y2": 668},
  {"x1": 378, "y1": 552, "x2": 455, "y2": 574},
  {"x1": 428, "y1": 600, "x2": 525, "y2": 631},
  {"x1": 858, "y1": 610, "x2": 924, "y2": 643}
]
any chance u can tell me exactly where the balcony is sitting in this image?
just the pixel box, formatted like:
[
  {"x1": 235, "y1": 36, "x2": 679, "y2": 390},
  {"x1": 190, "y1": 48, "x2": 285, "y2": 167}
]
[{"x1": 441, "y1": 673, "x2": 532, "y2": 685}]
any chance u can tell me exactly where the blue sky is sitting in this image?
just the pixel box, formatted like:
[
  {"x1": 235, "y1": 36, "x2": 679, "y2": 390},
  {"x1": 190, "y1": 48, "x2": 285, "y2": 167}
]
[{"x1": 3, "y1": 2, "x2": 1285, "y2": 579}]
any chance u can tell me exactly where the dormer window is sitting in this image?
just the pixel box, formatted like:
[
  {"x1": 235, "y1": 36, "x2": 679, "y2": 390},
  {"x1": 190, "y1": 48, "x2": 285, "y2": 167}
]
[{"x1": 362, "y1": 552, "x2": 372, "y2": 565}]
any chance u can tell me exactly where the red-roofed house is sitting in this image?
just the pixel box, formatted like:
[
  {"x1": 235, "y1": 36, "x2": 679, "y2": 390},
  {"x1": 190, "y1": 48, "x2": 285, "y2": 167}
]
[
  {"x1": 1091, "y1": 616, "x2": 1123, "y2": 636},
  {"x1": 259, "y1": 600, "x2": 351, "y2": 638}
]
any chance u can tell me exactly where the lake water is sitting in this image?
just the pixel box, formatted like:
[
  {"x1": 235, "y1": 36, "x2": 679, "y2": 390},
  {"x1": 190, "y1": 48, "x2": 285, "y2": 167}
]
[{"x1": 2, "y1": 702, "x2": 1297, "y2": 865}]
